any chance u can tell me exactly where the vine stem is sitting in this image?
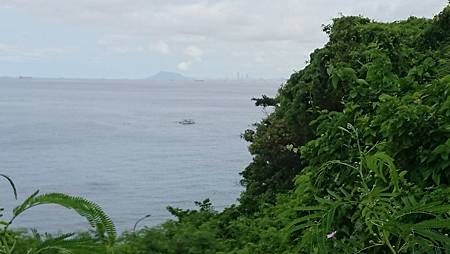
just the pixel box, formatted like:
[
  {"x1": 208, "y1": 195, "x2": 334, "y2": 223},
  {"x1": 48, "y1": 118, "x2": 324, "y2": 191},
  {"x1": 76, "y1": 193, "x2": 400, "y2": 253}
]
[{"x1": 383, "y1": 230, "x2": 397, "y2": 254}]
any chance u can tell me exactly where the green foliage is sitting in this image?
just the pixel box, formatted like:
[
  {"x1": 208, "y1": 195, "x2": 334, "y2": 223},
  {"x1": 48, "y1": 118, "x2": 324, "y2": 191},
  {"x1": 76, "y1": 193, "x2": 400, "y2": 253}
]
[
  {"x1": 0, "y1": 174, "x2": 17, "y2": 200},
  {"x1": 122, "y1": 4, "x2": 450, "y2": 253},
  {"x1": 115, "y1": 199, "x2": 225, "y2": 254},
  {"x1": 290, "y1": 126, "x2": 450, "y2": 253},
  {"x1": 0, "y1": 177, "x2": 116, "y2": 254},
  {"x1": 251, "y1": 95, "x2": 277, "y2": 107},
  {"x1": 422, "y1": 4, "x2": 450, "y2": 49},
  {"x1": 13, "y1": 192, "x2": 116, "y2": 249}
]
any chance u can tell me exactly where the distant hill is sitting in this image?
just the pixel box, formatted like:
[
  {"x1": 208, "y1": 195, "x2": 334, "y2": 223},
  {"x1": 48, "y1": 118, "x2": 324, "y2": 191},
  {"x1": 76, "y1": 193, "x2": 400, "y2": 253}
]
[{"x1": 147, "y1": 71, "x2": 191, "y2": 81}]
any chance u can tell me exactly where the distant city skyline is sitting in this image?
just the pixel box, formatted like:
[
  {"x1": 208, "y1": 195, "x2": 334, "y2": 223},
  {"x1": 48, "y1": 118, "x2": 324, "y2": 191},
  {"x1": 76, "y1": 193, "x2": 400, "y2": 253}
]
[{"x1": 0, "y1": 0, "x2": 447, "y2": 79}]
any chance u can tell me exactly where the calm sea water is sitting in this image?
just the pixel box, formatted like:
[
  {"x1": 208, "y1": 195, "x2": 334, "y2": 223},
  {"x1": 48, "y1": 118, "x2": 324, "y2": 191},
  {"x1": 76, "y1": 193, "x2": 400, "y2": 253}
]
[{"x1": 0, "y1": 78, "x2": 279, "y2": 233}]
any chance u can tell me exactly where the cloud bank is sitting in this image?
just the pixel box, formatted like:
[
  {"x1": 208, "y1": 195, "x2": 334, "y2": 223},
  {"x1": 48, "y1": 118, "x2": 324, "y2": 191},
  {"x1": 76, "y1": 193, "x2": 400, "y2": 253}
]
[{"x1": 0, "y1": 0, "x2": 447, "y2": 78}]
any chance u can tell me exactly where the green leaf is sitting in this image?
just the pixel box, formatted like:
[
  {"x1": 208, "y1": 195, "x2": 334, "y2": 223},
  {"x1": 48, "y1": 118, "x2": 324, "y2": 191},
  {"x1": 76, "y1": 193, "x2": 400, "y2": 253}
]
[
  {"x1": 0, "y1": 174, "x2": 17, "y2": 200},
  {"x1": 13, "y1": 192, "x2": 116, "y2": 248}
]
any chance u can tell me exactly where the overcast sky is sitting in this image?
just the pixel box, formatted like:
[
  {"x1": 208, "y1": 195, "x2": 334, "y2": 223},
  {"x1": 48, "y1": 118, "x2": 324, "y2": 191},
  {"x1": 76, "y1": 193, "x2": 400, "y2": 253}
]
[{"x1": 0, "y1": 0, "x2": 447, "y2": 79}]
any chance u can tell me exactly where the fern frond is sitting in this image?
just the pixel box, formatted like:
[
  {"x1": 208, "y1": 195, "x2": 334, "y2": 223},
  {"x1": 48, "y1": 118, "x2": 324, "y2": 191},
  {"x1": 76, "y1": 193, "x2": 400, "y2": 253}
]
[
  {"x1": 0, "y1": 173, "x2": 17, "y2": 200},
  {"x1": 410, "y1": 218, "x2": 450, "y2": 230},
  {"x1": 13, "y1": 192, "x2": 116, "y2": 248}
]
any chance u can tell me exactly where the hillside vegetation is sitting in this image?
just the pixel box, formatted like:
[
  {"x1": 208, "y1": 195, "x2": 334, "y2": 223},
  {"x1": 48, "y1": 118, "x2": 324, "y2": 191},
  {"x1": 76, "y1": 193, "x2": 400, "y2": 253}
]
[{"x1": 2, "y1": 3, "x2": 450, "y2": 254}]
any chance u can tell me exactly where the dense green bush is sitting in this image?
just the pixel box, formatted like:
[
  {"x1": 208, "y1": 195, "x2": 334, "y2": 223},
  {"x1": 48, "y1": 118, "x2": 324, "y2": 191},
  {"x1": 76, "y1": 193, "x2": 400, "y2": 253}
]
[{"x1": 114, "y1": 4, "x2": 449, "y2": 253}]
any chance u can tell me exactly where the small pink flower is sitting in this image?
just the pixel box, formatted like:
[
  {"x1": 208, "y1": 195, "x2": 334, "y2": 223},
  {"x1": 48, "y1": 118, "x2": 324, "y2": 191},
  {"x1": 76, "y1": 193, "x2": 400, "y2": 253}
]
[{"x1": 326, "y1": 231, "x2": 337, "y2": 239}]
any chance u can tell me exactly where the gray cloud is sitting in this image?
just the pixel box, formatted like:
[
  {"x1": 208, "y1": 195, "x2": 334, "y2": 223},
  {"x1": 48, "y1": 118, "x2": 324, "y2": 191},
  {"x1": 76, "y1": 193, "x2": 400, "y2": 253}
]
[
  {"x1": 0, "y1": 0, "x2": 447, "y2": 77},
  {"x1": 0, "y1": 43, "x2": 64, "y2": 62},
  {"x1": 2, "y1": 0, "x2": 446, "y2": 42}
]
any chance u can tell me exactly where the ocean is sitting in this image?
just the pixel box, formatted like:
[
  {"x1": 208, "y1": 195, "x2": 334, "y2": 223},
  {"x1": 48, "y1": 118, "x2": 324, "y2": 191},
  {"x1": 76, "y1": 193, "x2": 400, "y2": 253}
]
[{"x1": 0, "y1": 78, "x2": 280, "y2": 233}]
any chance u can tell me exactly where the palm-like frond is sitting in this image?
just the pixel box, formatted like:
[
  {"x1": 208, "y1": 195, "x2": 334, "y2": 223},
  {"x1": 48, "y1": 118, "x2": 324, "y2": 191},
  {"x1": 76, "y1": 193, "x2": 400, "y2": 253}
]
[
  {"x1": 12, "y1": 192, "x2": 116, "y2": 249},
  {"x1": 0, "y1": 173, "x2": 17, "y2": 200}
]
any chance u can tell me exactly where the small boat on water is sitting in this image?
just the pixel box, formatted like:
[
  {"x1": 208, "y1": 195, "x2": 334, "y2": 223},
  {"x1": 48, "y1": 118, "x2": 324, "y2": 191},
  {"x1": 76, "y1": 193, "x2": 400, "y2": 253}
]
[{"x1": 178, "y1": 119, "x2": 196, "y2": 125}]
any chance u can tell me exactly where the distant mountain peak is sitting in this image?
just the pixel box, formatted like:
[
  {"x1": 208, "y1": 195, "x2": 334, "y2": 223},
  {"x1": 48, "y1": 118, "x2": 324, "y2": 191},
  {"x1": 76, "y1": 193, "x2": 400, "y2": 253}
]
[{"x1": 147, "y1": 71, "x2": 191, "y2": 81}]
